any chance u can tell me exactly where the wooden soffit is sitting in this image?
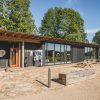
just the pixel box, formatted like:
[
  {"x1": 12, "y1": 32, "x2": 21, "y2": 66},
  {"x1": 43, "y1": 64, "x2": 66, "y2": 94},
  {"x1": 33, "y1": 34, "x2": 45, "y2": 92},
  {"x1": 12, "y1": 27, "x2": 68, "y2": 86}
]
[{"x1": 0, "y1": 29, "x2": 99, "y2": 48}]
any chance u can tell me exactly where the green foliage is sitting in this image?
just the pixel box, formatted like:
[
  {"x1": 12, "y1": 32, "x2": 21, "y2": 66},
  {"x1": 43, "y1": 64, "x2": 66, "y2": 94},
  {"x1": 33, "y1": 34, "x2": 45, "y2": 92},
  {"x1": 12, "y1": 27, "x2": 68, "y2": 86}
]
[
  {"x1": 40, "y1": 7, "x2": 86, "y2": 42},
  {"x1": 0, "y1": 0, "x2": 12, "y2": 29},
  {"x1": 66, "y1": 33, "x2": 86, "y2": 42},
  {"x1": 93, "y1": 31, "x2": 100, "y2": 44},
  {"x1": 0, "y1": 0, "x2": 36, "y2": 34}
]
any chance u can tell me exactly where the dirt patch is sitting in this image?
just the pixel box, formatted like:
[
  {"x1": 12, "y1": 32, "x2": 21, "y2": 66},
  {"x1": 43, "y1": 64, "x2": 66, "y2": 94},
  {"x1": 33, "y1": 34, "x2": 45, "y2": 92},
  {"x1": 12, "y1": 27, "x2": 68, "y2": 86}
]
[{"x1": 0, "y1": 63, "x2": 100, "y2": 100}]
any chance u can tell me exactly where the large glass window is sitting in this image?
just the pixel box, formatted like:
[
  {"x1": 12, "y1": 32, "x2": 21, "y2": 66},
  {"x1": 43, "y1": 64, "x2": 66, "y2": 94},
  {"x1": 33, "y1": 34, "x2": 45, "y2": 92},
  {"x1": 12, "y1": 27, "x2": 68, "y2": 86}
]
[
  {"x1": 45, "y1": 43, "x2": 72, "y2": 65},
  {"x1": 87, "y1": 47, "x2": 90, "y2": 59},
  {"x1": 55, "y1": 44, "x2": 61, "y2": 64},
  {"x1": 92, "y1": 48, "x2": 96, "y2": 59},
  {"x1": 91, "y1": 48, "x2": 95, "y2": 59},
  {"x1": 85, "y1": 47, "x2": 88, "y2": 59},
  {"x1": 45, "y1": 43, "x2": 55, "y2": 65},
  {"x1": 88, "y1": 48, "x2": 92, "y2": 59},
  {"x1": 45, "y1": 43, "x2": 48, "y2": 65},
  {"x1": 64, "y1": 45, "x2": 67, "y2": 63},
  {"x1": 66, "y1": 45, "x2": 71, "y2": 63},
  {"x1": 61, "y1": 44, "x2": 65, "y2": 64},
  {"x1": 85, "y1": 47, "x2": 96, "y2": 60}
]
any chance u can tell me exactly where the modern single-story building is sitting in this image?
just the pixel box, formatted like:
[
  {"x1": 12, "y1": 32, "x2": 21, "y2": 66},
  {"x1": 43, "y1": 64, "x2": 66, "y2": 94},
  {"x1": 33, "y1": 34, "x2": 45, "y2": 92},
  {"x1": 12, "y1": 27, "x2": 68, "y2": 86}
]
[{"x1": 0, "y1": 29, "x2": 100, "y2": 68}]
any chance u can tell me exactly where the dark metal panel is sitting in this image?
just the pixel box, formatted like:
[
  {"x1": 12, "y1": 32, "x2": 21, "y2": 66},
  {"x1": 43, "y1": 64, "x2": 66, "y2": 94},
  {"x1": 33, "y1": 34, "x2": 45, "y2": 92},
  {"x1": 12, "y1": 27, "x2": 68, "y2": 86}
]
[
  {"x1": 0, "y1": 41, "x2": 10, "y2": 67},
  {"x1": 71, "y1": 46, "x2": 85, "y2": 63},
  {"x1": 25, "y1": 42, "x2": 42, "y2": 50},
  {"x1": 96, "y1": 48, "x2": 99, "y2": 61},
  {"x1": 77, "y1": 47, "x2": 85, "y2": 62}
]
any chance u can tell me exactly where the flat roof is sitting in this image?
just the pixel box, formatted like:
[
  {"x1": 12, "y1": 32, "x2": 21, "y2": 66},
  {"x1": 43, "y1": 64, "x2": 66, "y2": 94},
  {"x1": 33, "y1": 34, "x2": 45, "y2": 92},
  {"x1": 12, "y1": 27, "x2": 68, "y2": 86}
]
[{"x1": 0, "y1": 29, "x2": 99, "y2": 48}]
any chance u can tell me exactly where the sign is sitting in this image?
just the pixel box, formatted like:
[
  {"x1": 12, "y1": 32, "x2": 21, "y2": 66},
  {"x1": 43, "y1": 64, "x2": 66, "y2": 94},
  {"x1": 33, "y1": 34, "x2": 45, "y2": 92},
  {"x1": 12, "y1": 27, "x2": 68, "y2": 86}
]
[{"x1": 0, "y1": 50, "x2": 6, "y2": 57}]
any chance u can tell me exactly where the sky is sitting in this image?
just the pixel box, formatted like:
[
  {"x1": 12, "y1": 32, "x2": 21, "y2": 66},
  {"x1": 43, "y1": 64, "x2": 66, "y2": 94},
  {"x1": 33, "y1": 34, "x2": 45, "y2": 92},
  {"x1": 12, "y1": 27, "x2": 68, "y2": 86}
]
[{"x1": 30, "y1": 0, "x2": 100, "y2": 42}]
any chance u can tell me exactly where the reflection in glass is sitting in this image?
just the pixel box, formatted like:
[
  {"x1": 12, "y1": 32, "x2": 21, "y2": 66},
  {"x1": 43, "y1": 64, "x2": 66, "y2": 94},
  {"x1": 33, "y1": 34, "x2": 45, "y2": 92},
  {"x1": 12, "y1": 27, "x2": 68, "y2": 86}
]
[
  {"x1": 92, "y1": 48, "x2": 96, "y2": 59},
  {"x1": 45, "y1": 43, "x2": 48, "y2": 65},
  {"x1": 45, "y1": 43, "x2": 72, "y2": 65},
  {"x1": 85, "y1": 47, "x2": 96, "y2": 60},
  {"x1": 61, "y1": 44, "x2": 65, "y2": 64},
  {"x1": 85, "y1": 47, "x2": 88, "y2": 59},
  {"x1": 45, "y1": 43, "x2": 54, "y2": 65},
  {"x1": 67, "y1": 45, "x2": 71, "y2": 63},
  {"x1": 55, "y1": 44, "x2": 61, "y2": 64}
]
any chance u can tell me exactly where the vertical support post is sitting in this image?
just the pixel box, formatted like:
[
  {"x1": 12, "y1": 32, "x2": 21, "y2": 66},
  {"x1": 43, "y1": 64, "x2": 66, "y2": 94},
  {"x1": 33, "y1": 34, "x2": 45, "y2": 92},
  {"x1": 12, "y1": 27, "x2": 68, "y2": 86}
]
[
  {"x1": 22, "y1": 42, "x2": 24, "y2": 68},
  {"x1": 19, "y1": 42, "x2": 21, "y2": 67},
  {"x1": 48, "y1": 68, "x2": 51, "y2": 88}
]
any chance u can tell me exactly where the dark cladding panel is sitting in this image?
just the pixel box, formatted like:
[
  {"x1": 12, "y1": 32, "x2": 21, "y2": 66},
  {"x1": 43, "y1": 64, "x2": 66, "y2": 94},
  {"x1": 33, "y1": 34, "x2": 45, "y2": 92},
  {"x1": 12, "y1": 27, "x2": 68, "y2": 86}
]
[
  {"x1": 96, "y1": 48, "x2": 99, "y2": 61},
  {"x1": 25, "y1": 42, "x2": 42, "y2": 50},
  {"x1": 77, "y1": 47, "x2": 85, "y2": 62},
  {"x1": 0, "y1": 41, "x2": 10, "y2": 67},
  {"x1": 71, "y1": 46, "x2": 77, "y2": 63},
  {"x1": 71, "y1": 46, "x2": 85, "y2": 63},
  {"x1": 98, "y1": 48, "x2": 100, "y2": 60}
]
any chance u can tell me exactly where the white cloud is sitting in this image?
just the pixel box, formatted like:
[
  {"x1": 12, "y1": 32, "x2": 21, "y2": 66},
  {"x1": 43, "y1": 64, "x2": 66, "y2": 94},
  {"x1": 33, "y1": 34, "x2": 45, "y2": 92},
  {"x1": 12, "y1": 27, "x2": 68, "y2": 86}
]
[{"x1": 85, "y1": 28, "x2": 100, "y2": 34}]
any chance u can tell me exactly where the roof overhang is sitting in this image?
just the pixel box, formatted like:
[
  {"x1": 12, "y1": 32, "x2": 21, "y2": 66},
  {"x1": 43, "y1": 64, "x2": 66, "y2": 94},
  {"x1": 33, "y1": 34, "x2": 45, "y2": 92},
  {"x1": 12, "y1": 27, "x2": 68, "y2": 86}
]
[
  {"x1": 0, "y1": 29, "x2": 40, "y2": 43},
  {"x1": 0, "y1": 29, "x2": 99, "y2": 48}
]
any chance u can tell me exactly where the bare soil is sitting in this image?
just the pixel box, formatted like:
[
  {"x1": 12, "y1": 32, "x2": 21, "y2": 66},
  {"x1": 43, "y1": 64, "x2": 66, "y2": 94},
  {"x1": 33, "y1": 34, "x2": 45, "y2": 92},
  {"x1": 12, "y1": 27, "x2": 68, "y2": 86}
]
[{"x1": 0, "y1": 62, "x2": 100, "y2": 100}]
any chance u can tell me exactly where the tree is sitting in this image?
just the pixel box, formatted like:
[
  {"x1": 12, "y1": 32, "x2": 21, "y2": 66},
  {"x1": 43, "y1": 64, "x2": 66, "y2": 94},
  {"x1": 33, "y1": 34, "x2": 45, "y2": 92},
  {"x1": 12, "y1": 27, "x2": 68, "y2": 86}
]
[
  {"x1": 0, "y1": 0, "x2": 12, "y2": 29},
  {"x1": 0, "y1": 0, "x2": 36, "y2": 34},
  {"x1": 39, "y1": 7, "x2": 86, "y2": 42},
  {"x1": 8, "y1": 0, "x2": 36, "y2": 34},
  {"x1": 93, "y1": 31, "x2": 100, "y2": 44}
]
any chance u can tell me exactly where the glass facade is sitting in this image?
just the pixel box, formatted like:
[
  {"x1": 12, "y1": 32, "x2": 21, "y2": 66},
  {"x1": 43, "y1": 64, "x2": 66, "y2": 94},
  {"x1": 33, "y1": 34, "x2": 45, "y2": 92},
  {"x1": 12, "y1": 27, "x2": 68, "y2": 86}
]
[
  {"x1": 45, "y1": 43, "x2": 98, "y2": 65},
  {"x1": 45, "y1": 43, "x2": 71, "y2": 65},
  {"x1": 85, "y1": 47, "x2": 96, "y2": 60},
  {"x1": 66, "y1": 45, "x2": 71, "y2": 63},
  {"x1": 60, "y1": 44, "x2": 65, "y2": 64},
  {"x1": 45, "y1": 43, "x2": 55, "y2": 65},
  {"x1": 55, "y1": 44, "x2": 61, "y2": 64}
]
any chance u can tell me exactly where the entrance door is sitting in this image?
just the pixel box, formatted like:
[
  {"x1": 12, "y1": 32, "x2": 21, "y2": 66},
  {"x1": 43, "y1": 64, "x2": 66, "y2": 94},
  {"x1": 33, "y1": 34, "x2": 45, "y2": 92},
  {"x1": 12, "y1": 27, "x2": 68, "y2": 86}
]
[{"x1": 10, "y1": 48, "x2": 19, "y2": 67}]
